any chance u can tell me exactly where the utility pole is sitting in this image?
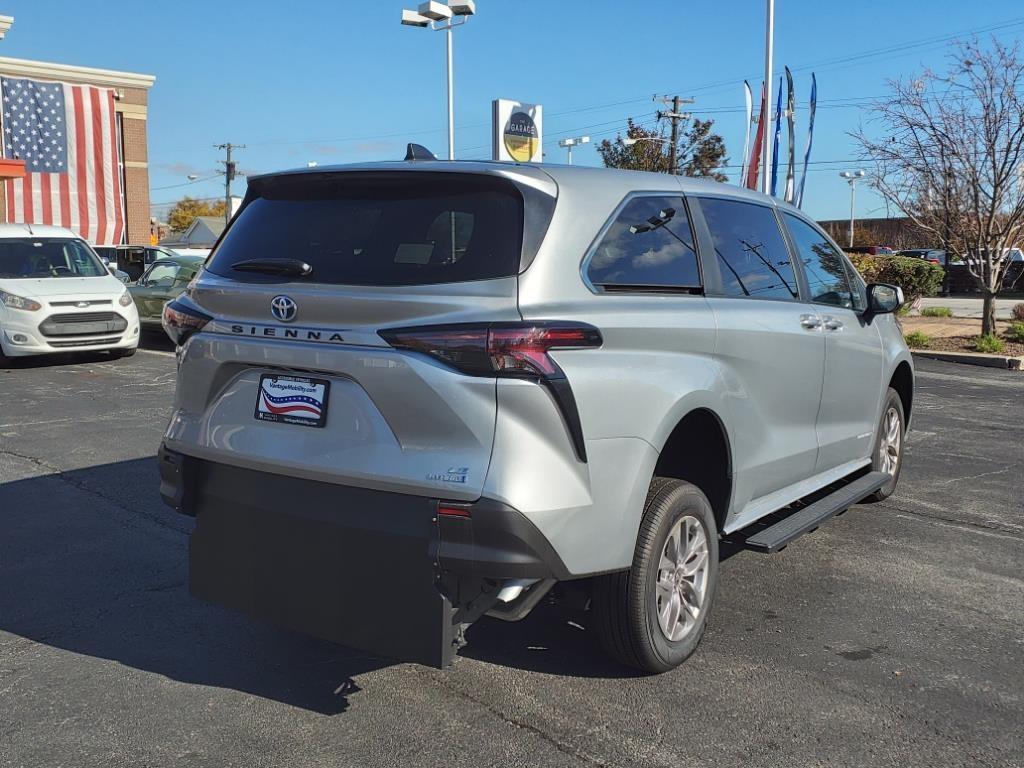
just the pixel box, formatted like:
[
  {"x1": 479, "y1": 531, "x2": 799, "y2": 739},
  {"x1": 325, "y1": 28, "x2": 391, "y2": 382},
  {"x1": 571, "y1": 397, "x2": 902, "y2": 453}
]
[
  {"x1": 215, "y1": 142, "x2": 245, "y2": 227},
  {"x1": 655, "y1": 95, "x2": 694, "y2": 174}
]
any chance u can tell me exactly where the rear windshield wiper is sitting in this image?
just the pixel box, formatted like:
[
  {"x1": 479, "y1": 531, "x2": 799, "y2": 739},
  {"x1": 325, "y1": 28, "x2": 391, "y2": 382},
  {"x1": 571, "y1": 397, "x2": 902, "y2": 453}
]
[{"x1": 231, "y1": 258, "x2": 313, "y2": 277}]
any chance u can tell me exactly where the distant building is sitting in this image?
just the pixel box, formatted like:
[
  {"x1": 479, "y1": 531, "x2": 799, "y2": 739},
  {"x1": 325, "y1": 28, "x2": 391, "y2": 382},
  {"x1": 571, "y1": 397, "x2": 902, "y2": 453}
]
[
  {"x1": 161, "y1": 216, "x2": 225, "y2": 250},
  {"x1": 0, "y1": 18, "x2": 154, "y2": 244}
]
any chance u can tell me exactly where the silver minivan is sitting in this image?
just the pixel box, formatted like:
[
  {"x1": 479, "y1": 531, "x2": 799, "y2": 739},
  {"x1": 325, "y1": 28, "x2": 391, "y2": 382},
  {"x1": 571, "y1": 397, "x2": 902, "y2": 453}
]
[{"x1": 159, "y1": 160, "x2": 913, "y2": 672}]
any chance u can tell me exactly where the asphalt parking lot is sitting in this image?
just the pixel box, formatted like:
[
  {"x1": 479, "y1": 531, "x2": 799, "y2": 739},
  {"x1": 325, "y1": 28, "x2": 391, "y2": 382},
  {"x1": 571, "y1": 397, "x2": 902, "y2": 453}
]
[{"x1": 1, "y1": 338, "x2": 1022, "y2": 768}]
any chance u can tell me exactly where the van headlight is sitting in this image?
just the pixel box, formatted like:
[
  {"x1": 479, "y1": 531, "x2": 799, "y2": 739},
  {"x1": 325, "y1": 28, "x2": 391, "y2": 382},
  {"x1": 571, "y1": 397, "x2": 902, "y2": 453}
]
[
  {"x1": 0, "y1": 289, "x2": 42, "y2": 311},
  {"x1": 119, "y1": 289, "x2": 134, "y2": 307}
]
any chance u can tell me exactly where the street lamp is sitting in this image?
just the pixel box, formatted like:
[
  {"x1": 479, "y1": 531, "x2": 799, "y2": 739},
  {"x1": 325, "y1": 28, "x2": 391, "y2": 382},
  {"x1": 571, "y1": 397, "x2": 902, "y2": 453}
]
[
  {"x1": 401, "y1": 1, "x2": 476, "y2": 161},
  {"x1": 558, "y1": 135, "x2": 590, "y2": 165},
  {"x1": 839, "y1": 170, "x2": 866, "y2": 249},
  {"x1": 623, "y1": 137, "x2": 668, "y2": 146}
]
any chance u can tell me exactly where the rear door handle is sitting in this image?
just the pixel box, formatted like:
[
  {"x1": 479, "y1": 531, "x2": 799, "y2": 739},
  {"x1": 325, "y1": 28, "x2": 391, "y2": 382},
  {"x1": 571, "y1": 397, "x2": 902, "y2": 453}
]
[
  {"x1": 822, "y1": 316, "x2": 844, "y2": 331},
  {"x1": 799, "y1": 314, "x2": 822, "y2": 330}
]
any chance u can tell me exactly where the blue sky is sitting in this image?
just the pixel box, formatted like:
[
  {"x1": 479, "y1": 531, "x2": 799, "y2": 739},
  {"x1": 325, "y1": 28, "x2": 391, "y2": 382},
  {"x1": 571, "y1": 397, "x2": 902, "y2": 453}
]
[{"x1": 2, "y1": 0, "x2": 1023, "y2": 223}]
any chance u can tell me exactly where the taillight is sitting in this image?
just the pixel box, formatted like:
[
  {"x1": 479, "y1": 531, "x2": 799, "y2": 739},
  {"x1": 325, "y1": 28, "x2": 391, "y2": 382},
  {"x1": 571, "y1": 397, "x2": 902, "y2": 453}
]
[
  {"x1": 379, "y1": 322, "x2": 601, "y2": 463},
  {"x1": 378, "y1": 322, "x2": 602, "y2": 379},
  {"x1": 162, "y1": 299, "x2": 212, "y2": 346}
]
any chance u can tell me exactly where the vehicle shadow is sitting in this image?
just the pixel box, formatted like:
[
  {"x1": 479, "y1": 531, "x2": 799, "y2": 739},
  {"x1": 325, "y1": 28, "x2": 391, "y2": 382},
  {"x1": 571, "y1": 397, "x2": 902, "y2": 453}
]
[
  {"x1": 0, "y1": 349, "x2": 122, "y2": 370},
  {"x1": 1, "y1": 456, "x2": 703, "y2": 705},
  {"x1": 0, "y1": 458, "x2": 391, "y2": 715}
]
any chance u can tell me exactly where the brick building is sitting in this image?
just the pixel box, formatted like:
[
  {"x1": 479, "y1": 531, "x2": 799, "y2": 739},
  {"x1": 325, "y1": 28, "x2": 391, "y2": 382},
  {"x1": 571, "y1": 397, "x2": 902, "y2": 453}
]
[{"x1": 0, "y1": 52, "x2": 154, "y2": 244}]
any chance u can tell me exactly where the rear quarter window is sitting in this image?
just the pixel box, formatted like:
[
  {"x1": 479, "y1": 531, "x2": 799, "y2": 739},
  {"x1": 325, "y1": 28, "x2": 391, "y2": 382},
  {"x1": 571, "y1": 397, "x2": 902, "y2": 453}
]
[{"x1": 206, "y1": 173, "x2": 525, "y2": 286}]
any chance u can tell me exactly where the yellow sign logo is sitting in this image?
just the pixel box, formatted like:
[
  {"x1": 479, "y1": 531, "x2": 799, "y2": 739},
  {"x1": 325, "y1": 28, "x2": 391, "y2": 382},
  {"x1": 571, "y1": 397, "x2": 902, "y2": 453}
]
[{"x1": 503, "y1": 110, "x2": 539, "y2": 162}]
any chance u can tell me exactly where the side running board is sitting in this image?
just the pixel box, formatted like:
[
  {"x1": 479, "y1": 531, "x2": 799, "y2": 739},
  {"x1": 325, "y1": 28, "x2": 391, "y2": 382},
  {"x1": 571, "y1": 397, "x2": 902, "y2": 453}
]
[{"x1": 737, "y1": 471, "x2": 889, "y2": 554}]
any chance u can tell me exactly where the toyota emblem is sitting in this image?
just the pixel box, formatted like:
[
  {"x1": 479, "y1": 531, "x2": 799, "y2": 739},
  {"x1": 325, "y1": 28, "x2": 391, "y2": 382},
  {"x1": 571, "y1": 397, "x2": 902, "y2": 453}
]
[{"x1": 270, "y1": 295, "x2": 297, "y2": 322}]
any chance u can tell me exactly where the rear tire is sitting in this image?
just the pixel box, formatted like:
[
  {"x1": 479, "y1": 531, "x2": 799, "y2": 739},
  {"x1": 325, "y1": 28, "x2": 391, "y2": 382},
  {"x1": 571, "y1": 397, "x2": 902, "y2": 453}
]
[
  {"x1": 593, "y1": 477, "x2": 719, "y2": 673},
  {"x1": 866, "y1": 387, "x2": 905, "y2": 502}
]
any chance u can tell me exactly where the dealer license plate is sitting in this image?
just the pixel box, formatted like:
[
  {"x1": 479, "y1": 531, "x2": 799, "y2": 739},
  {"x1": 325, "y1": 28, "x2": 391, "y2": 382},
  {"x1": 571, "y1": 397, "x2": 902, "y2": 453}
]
[{"x1": 254, "y1": 374, "x2": 330, "y2": 428}]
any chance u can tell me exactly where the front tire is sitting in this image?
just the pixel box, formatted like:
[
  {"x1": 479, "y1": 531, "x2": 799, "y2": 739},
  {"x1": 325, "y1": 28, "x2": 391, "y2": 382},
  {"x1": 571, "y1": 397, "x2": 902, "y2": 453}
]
[
  {"x1": 593, "y1": 478, "x2": 719, "y2": 673},
  {"x1": 111, "y1": 347, "x2": 137, "y2": 359},
  {"x1": 866, "y1": 387, "x2": 905, "y2": 502}
]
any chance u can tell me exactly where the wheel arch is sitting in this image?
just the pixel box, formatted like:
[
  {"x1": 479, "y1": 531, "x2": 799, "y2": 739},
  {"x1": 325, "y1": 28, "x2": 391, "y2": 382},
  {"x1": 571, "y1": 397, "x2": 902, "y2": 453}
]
[
  {"x1": 652, "y1": 407, "x2": 733, "y2": 532},
  {"x1": 889, "y1": 360, "x2": 914, "y2": 428}
]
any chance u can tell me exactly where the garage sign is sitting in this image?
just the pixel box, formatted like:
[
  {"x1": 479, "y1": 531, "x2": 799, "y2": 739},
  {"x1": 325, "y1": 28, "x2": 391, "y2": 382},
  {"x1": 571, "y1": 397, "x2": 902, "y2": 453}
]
[{"x1": 492, "y1": 99, "x2": 543, "y2": 163}]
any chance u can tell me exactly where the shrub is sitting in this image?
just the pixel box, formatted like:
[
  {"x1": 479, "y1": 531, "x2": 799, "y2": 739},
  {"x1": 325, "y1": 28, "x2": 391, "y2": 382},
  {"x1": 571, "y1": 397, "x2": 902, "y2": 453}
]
[
  {"x1": 904, "y1": 330, "x2": 931, "y2": 349},
  {"x1": 1007, "y1": 321, "x2": 1024, "y2": 342},
  {"x1": 847, "y1": 254, "x2": 944, "y2": 306},
  {"x1": 920, "y1": 306, "x2": 954, "y2": 318},
  {"x1": 974, "y1": 334, "x2": 1006, "y2": 354},
  {"x1": 1012, "y1": 303, "x2": 1024, "y2": 321}
]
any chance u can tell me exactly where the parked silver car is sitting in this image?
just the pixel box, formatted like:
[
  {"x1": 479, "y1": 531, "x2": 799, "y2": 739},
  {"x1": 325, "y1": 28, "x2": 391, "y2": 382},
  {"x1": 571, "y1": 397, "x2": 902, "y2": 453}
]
[{"x1": 158, "y1": 159, "x2": 913, "y2": 672}]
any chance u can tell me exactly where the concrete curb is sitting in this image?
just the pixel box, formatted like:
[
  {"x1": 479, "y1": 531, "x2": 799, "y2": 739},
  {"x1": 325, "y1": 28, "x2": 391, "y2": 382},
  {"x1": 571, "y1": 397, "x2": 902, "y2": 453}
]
[{"x1": 911, "y1": 349, "x2": 1023, "y2": 370}]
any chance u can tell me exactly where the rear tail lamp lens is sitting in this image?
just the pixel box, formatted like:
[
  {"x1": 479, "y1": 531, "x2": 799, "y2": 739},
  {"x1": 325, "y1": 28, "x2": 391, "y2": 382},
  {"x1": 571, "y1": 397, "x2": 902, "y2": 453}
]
[
  {"x1": 162, "y1": 299, "x2": 212, "y2": 346},
  {"x1": 379, "y1": 322, "x2": 600, "y2": 463},
  {"x1": 378, "y1": 323, "x2": 601, "y2": 379}
]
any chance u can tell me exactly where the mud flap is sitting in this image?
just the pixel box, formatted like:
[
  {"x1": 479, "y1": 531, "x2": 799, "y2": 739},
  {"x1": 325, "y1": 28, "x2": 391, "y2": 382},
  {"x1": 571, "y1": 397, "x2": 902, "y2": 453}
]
[{"x1": 187, "y1": 461, "x2": 457, "y2": 668}]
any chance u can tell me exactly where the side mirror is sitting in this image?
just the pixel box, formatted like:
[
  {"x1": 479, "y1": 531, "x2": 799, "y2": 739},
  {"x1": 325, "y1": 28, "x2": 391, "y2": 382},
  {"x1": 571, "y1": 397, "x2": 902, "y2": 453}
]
[{"x1": 867, "y1": 283, "x2": 903, "y2": 314}]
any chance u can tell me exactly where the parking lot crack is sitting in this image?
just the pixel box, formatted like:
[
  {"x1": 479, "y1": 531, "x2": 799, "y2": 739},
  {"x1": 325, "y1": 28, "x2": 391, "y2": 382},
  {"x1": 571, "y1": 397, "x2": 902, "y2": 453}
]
[
  {"x1": 411, "y1": 666, "x2": 612, "y2": 767},
  {"x1": 877, "y1": 500, "x2": 1023, "y2": 539}
]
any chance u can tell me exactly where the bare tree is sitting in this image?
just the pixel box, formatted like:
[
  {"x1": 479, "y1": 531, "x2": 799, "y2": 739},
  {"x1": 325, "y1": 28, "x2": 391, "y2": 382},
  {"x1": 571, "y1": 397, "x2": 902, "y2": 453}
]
[{"x1": 854, "y1": 38, "x2": 1024, "y2": 335}]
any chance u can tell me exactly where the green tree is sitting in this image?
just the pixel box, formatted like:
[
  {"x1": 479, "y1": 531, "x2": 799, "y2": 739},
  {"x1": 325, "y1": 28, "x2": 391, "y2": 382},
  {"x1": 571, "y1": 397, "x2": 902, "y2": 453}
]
[
  {"x1": 167, "y1": 196, "x2": 227, "y2": 232},
  {"x1": 597, "y1": 118, "x2": 728, "y2": 181}
]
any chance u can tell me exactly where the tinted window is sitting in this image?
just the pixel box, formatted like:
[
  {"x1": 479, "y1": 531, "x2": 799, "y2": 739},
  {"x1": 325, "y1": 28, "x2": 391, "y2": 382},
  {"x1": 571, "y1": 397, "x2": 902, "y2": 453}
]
[
  {"x1": 587, "y1": 196, "x2": 700, "y2": 289},
  {"x1": 0, "y1": 238, "x2": 107, "y2": 279},
  {"x1": 700, "y1": 198, "x2": 798, "y2": 300},
  {"x1": 206, "y1": 173, "x2": 524, "y2": 286},
  {"x1": 784, "y1": 214, "x2": 854, "y2": 308},
  {"x1": 142, "y1": 262, "x2": 180, "y2": 288}
]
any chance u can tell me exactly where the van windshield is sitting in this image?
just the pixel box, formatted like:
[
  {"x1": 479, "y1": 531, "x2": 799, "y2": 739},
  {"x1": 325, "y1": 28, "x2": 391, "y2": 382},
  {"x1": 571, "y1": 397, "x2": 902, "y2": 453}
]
[
  {"x1": 0, "y1": 238, "x2": 108, "y2": 279},
  {"x1": 205, "y1": 172, "x2": 525, "y2": 286}
]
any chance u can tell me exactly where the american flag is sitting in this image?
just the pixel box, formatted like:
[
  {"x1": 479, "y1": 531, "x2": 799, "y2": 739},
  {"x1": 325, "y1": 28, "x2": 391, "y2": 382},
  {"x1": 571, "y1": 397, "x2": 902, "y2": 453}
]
[{"x1": 1, "y1": 77, "x2": 125, "y2": 245}]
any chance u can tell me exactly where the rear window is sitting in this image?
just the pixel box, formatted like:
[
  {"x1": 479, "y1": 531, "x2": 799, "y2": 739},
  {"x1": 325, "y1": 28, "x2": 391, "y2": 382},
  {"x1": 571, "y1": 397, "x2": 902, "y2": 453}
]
[{"x1": 206, "y1": 173, "x2": 525, "y2": 286}]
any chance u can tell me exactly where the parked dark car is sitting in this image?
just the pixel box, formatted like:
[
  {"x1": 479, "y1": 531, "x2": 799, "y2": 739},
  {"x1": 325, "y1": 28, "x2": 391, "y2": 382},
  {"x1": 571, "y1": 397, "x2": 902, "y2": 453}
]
[
  {"x1": 846, "y1": 245, "x2": 895, "y2": 256},
  {"x1": 128, "y1": 254, "x2": 205, "y2": 326},
  {"x1": 895, "y1": 248, "x2": 944, "y2": 265},
  {"x1": 94, "y1": 245, "x2": 184, "y2": 282}
]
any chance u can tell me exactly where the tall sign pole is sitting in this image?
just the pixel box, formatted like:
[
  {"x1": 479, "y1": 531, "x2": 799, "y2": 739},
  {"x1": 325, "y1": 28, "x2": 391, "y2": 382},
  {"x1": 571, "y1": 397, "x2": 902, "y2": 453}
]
[{"x1": 761, "y1": 0, "x2": 775, "y2": 195}]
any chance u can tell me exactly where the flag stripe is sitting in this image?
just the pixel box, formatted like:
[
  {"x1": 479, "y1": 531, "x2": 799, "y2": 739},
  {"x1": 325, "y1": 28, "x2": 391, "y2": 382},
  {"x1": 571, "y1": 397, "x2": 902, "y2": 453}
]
[
  {"x1": 40, "y1": 172, "x2": 52, "y2": 223},
  {"x1": 90, "y1": 88, "x2": 108, "y2": 245},
  {"x1": 63, "y1": 83, "x2": 79, "y2": 234},
  {"x1": 72, "y1": 86, "x2": 91, "y2": 241},
  {"x1": 110, "y1": 109, "x2": 124, "y2": 244}
]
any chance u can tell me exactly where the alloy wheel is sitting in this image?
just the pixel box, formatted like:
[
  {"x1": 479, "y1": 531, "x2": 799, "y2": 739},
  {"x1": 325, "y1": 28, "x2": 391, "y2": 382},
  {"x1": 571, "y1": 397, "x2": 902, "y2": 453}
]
[
  {"x1": 654, "y1": 515, "x2": 710, "y2": 642},
  {"x1": 879, "y1": 406, "x2": 901, "y2": 476}
]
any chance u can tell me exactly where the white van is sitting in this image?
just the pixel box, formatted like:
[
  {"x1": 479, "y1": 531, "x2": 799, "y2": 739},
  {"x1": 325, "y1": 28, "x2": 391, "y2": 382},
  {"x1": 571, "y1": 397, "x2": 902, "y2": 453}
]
[{"x1": 0, "y1": 224, "x2": 140, "y2": 362}]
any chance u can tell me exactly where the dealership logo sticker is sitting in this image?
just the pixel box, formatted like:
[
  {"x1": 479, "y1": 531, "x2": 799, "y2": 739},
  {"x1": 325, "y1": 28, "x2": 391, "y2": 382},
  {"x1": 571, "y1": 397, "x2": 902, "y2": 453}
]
[{"x1": 254, "y1": 374, "x2": 329, "y2": 428}]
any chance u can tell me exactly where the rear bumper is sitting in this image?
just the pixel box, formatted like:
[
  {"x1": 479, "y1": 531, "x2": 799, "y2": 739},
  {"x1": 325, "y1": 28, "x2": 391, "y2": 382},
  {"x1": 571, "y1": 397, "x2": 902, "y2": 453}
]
[{"x1": 158, "y1": 444, "x2": 569, "y2": 667}]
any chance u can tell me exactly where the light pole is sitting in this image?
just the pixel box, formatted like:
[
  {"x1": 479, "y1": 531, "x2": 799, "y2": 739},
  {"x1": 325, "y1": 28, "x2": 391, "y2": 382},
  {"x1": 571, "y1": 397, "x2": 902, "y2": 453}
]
[
  {"x1": 839, "y1": 170, "x2": 866, "y2": 248},
  {"x1": 623, "y1": 137, "x2": 668, "y2": 146},
  {"x1": 401, "y1": 1, "x2": 476, "y2": 161},
  {"x1": 761, "y1": 0, "x2": 775, "y2": 195},
  {"x1": 558, "y1": 136, "x2": 590, "y2": 165}
]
